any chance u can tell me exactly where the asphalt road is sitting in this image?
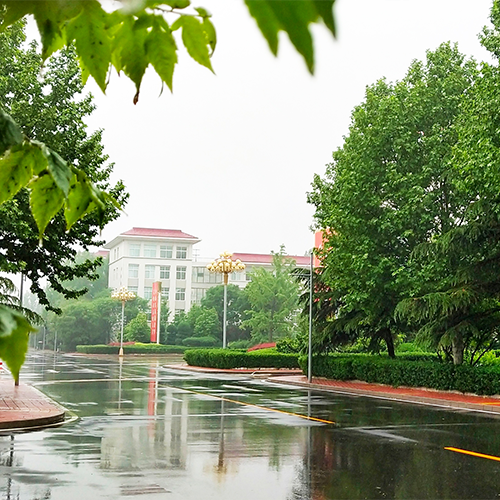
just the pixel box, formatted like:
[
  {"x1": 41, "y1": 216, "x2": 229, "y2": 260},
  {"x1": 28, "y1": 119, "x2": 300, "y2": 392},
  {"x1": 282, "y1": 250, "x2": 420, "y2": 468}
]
[{"x1": 1, "y1": 352, "x2": 499, "y2": 499}]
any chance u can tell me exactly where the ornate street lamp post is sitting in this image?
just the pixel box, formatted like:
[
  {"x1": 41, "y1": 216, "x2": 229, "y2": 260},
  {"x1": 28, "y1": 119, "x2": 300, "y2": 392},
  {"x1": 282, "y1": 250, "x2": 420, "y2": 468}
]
[
  {"x1": 111, "y1": 286, "x2": 136, "y2": 357},
  {"x1": 207, "y1": 252, "x2": 245, "y2": 348}
]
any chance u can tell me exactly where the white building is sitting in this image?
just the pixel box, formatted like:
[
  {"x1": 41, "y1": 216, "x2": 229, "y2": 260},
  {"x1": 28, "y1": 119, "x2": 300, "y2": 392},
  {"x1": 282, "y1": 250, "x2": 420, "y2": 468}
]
[{"x1": 105, "y1": 227, "x2": 310, "y2": 317}]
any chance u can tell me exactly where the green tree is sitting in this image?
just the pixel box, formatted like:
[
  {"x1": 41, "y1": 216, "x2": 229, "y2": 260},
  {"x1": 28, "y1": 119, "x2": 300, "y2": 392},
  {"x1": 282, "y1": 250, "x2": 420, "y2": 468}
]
[
  {"x1": 0, "y1": 24, "x2": 127, "y2": 312},
  {"x1": 0, "y1": 0, "x2": 336, "y2": 380},
  {"x1": 193, "y1": 307, "x2": 220, "y2": 338},
  {"x1": 243, "y1": 247, "x2": 301, "y2": 343},
  {"x1": 201, "y1": 284, "x2": 250, "y2": 342},
  {"x1": 50, "y1": 297, "x2": 116, "y2": 351},
  {"x1": 165, "y1": 311, "x2": 193, "y2": 345},
  {"x1": 308, "y1": 43, "x2": 476, "y2": 357},
  {"x1": 397, "y1": 2, "x2": 500, "y2": 365},
  {"x1": 124, "y1": 312, "x2": 150, "y2": 343}
]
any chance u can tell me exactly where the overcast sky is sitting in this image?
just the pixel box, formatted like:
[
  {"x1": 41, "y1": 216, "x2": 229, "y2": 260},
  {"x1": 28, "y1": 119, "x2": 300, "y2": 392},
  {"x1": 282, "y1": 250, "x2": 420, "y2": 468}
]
[{"x1": 82, "y1": 0, "x2": 494, "y2": 259}]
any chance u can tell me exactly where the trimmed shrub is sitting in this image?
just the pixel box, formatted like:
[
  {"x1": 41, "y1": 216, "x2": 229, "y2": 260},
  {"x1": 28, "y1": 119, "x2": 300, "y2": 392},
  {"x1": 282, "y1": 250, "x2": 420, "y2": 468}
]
[
  {"x1": 276, "y1": 337, "x2": 303, "y2": 354},
  {"x1": 228, "y1": 340, "x2": 252, "y2": 350},
  {"x1": 184, "y1": 348, "x2": 299, "y2": 369},
  {"x1": 182, "y1": 336, "x2": 220, "y2": 347},
  {"x1": 76, "y1": 344, "x2": 188, "y2": 354},
  {"x1": 298, "y1": 354, "x2": 500, "y2": 395}
]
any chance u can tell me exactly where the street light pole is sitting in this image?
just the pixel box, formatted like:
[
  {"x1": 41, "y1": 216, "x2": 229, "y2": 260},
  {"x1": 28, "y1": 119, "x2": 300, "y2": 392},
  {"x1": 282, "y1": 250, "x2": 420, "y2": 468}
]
[
  {"x1": 111, "y1": 286, "x2": 136, "y2": 357},
  {"x1": 207, "y1": 252, "x2": 245, "y2": 348},
  {"x1": 120, "y1": 300, "x2": 125, "y2": 356}
]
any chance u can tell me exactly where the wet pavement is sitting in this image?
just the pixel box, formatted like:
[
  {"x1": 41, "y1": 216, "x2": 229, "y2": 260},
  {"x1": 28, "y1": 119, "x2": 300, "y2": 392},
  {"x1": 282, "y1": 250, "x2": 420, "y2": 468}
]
[{"x1": 1, "y1": 351, "x2": 500, "y2": 499}]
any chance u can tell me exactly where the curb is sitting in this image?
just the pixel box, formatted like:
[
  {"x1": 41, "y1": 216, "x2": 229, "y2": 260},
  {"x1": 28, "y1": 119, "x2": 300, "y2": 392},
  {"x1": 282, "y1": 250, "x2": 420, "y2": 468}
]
[{"x1": 0, "y1": 382, "x2": 66, "y2": 431}]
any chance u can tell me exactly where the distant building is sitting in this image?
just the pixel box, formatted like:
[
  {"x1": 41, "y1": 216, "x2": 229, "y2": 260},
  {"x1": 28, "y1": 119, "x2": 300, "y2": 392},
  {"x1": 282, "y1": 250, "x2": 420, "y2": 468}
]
[{"x1": 104, "y1": 227, "x2": 310, "y2": 318}]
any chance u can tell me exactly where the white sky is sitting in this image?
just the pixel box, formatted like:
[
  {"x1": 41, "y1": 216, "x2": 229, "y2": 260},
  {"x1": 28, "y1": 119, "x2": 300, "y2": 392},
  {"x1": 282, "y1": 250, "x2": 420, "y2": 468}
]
[{"x1": 82, "y1": 0, "x2": 494, "y2": 259}]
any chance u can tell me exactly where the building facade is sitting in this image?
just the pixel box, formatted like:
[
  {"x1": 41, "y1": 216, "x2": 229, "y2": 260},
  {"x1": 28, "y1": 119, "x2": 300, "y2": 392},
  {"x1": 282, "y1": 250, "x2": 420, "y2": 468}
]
[{"x1": 105, "y1": 227, "x2": 310, "y2": 317}]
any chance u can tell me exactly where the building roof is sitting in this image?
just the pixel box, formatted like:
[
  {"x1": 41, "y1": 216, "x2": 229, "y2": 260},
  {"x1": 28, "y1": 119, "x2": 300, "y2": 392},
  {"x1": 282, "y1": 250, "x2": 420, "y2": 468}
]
[
  {"x1": 94, "y1": 250, "x2": 109, "y2": 258},
  {"x1": 233, "y1": 252, "x2": 310, "y2": 267},
  {"x1": 121, "y1": 227, "x2": 199, "y2": 239}
]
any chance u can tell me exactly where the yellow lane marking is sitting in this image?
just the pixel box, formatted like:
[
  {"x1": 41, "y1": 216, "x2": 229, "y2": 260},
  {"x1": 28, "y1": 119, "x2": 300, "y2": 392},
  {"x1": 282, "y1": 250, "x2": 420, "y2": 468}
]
[
  {"x1": 182, "y1": 387, "x2": 336, "y2": 425},
  {"x1": 445, "y1": 447, "x2": 500, "y2": 462},
  {"x1": 479, "y1": 402, "x2": 500, "y2": 406}
]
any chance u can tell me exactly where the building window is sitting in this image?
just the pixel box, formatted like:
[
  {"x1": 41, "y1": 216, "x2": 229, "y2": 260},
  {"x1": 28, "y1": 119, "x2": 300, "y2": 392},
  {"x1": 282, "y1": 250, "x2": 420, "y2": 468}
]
[
  {"x1": 192, "y1": 267, "x2": 222, "y2": 283},
  {"x1": 175, "y1": 288, "x2": 185, "y2": 300},
  {"x1": 145, "y1": 265, "x2": 155, "y2": 279},
  {"x1": 160, "y1": 266, "x2": 170, "y2": 279},
  {"x1": 128, "y1": 264, "x2": 139, "y2": 278},
  {"x1": 161, "y1": 287, "x2": 169, "y2": 299},
  {"x1": 160, "y1": 245, "x2": 173, "y2": 258},
  {"x1": 129, "y1": 243, "x2": 140, "y2": 257},
  {"x1": 129, "y1": 286, "x2": 138, "y2": 294},
  {"x1": 144, "y1": 244, "x2": 156, "y2": 258},
  {"x1": 176, "y1": 246, "x2": 187, "y2": 259},
  {"x1": 176, "y1": 266, "x2": 187, "y2": 280},
  {"x1": 191, "y1": 288, "x2": 206, "y2": 304},
  {"x1": 144, "y1": 287, "x2": 153, "y2": 300},
  {"x1": 231, "y1": 271, "x2": 245, "y2": 281}
]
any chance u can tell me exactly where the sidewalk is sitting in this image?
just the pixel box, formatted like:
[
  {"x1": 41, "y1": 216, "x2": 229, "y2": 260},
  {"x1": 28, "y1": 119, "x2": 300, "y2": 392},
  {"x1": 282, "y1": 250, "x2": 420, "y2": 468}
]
[
  {"x1": 0, "y1": 379, "x2": 65, "y2": 431},
  {"x1": 169, "y1": 364, "x2": 500, "y2": 417}
]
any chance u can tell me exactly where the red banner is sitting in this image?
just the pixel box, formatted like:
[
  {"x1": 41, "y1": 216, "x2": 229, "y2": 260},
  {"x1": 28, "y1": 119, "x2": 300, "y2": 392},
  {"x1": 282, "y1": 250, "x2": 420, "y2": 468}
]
[{"x1": 150, "y1": 281, "x2": 161, "y2": 343}]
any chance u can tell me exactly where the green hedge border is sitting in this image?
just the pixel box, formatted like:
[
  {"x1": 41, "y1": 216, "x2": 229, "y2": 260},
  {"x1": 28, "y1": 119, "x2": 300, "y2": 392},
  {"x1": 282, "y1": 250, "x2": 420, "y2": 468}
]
[
  {"x1": 76, "y1": 344, "x2": 188, "y2": 354},
  {"x1": 184, "y1": 349, "x2": 299, "y2": 369},
  {"x1": 298, "y1": 354, "x2": 500, "y2": 396}
]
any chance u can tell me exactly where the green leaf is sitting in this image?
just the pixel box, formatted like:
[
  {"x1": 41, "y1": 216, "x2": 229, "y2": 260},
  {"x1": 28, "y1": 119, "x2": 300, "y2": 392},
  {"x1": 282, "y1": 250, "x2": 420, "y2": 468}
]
[
  {"x1": 203, "y1": 17, "x2": 217, "y2": 55},
  {"x1": 66, "y1": 1, "x2": 112, "y2": 92},
  {"x1": 312, "y1": 0, "x2": 336, "y2": 36},
  {"x1": 0, "y1": 1, "x2": 37, "y2": 30},
  {"x1": 195, "y1": 7, "x2": 211, "y2": 18},
  {"x1": 32, "y1": 1, "x2": 66, "y2": 60},
  {"x1": 266, "y1": 0, "x2": 316, "y2": 73},
  {"x1": 116, "y1": 17, "x2": 150, "y2": 99},
  {"x1": 0, "y1": 109, "x2": 23, "y2": 155},
  {"x1": 0, "y1": 144, "x2": 36, "y2": 204},
  {"x1": 64, "y1": 170, "x2": 94, "y2": 229},
  {"x1": 145, "y1": 20, "x2": 178, "y2": 92},
  {"x1": 172, "y1": 15, "x2": 213, "y2": 71},
  {"x1": 245, "y1": 0, "x2": 325, "y2": 73},
  {"x1": 43, "y1": 146, "x2": 72, "y2": 197},
  {"x1": 29, "y1": 173, "x2": 65, "y2": 237},
  {"x1": 244, "y1": 0, "x2": 280, "y2": 55},
  {"x1": 0, "y1": 305, "x2": 35, "y2": 385}
]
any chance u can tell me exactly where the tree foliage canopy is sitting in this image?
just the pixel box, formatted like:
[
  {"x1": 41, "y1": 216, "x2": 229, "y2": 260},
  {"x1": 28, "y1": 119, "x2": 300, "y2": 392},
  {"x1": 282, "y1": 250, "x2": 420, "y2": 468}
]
[
  {"x1": 0, "y1": 0, "x2": 336, "y2": 381},
  {"x1": 309, "y1": 43, "x2": 477, "y2": 359}
]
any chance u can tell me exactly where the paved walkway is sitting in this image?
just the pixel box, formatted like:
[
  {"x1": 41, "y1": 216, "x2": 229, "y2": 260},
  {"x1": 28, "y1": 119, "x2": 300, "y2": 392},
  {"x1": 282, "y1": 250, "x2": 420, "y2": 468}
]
[
  {"x1": 0, "y1": 380, "x2": 65, "y2": 431},
  {"x1": 171, "y1": 364, "x2": 500, "y2": 417}
]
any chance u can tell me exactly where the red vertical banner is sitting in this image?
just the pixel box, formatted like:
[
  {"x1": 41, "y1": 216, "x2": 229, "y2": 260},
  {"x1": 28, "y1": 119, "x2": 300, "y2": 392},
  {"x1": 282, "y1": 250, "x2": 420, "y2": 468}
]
[{"x1": 150, "y1": 281, "x2": 161, "y2": 343}]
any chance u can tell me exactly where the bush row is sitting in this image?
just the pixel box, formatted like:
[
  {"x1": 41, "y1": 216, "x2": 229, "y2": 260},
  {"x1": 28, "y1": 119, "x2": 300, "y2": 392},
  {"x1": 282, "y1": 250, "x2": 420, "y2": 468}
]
[
  {"x1": 76, "y1": 344, "x2": 188, "y2": 354},
  {"x1": 184, "y1": 348, "x2": 299, "y2": 369},
  {"x1": 298, "y1": 354, "x2": 500, "y2": 396}
]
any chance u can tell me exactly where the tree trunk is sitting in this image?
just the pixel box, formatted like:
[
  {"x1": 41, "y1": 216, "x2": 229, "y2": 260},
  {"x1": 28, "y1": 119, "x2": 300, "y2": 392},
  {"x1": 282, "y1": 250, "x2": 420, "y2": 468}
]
[
  {"x1": 452, "y1": 333, "x2": 464, "y2": 365},
  {"x1": 383, "y1": 329, "x2": 395, "y2": 358}
]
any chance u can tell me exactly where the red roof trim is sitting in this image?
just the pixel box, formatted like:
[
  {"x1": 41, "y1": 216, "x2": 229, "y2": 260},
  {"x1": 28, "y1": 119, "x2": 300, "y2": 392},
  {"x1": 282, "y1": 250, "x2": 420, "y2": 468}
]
[{"x1": 121, "y1": 227, "x2": 198, "y2": 239}]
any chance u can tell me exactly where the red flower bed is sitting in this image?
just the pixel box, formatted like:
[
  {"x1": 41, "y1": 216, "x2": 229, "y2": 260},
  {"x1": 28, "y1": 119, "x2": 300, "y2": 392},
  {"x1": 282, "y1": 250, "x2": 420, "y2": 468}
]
[
  {"x1": 247, "y1": 342, "x2": 276, "y2": 352},
  {"x1": 107, "y1": 341, "x2": 136, "y2": 346}
]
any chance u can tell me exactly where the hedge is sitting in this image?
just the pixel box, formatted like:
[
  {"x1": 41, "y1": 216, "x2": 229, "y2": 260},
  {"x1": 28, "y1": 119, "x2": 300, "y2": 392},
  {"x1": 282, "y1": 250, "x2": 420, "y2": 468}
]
[
  {"x1": 182, "y1": 336, "x2": 220, "y2": 348},
  {"x1": 184, "y1": 348, "x2": 299, "y2": 369},
  {"x1": 298, "y1": 354, "x2": 500, "y2": 396},
  {"x1": 76, "y1": 344, "x2": 188, "y2": 354}
]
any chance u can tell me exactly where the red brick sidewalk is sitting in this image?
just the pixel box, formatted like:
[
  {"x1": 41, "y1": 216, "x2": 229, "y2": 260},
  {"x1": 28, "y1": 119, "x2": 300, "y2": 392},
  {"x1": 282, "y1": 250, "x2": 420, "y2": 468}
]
[
  {"x1": 0, "y1": 380, "x2": 65, "y2": 431},
  {"x1": 271, "y1": 375, "x2": 500, "y2": 415}
]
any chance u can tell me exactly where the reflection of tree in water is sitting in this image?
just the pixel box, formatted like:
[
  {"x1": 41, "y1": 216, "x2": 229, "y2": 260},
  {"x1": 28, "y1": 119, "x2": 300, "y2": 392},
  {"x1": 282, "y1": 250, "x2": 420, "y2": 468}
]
[{"x1": 0, "y1": 435, "x2": 52, "y2": 500}]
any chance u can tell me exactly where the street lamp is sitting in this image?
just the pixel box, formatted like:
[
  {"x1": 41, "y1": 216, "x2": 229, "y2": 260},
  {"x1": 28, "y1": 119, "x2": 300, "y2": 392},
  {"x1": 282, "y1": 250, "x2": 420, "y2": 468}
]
[
  {"x1": 111, "y1": 286, "x2": 136, "y2": 357},
  {"x1": 207, "y1": 251, "x2": 245, "y2": 348}
]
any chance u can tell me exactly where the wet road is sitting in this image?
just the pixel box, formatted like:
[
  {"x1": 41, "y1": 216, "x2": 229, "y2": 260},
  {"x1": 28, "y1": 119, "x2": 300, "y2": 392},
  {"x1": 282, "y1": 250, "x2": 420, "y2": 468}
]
[{"x1": 1, "y1": 352, "x2": 500, "y2": 499}]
